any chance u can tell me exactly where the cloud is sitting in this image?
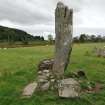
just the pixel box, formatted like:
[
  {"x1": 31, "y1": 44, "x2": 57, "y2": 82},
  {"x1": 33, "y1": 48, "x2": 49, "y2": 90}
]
[
  {"x1": 0, "y1": 0, "x2": 105, "y2": 39},
  {"x1": 0, "y1": 19, "x2": 55, "y2": 39},
  {"x1": 0, "y1": 0, "x2": 53, "y2": 24}
]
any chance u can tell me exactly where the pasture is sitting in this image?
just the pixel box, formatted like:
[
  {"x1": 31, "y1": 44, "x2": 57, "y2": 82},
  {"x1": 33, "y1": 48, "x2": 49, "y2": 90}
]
[{"x1": 0, "y1": 43, "x2": 105, "y2": 105}]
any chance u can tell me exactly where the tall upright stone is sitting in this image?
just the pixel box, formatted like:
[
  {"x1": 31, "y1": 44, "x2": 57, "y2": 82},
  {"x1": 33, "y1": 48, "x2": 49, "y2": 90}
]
[{"x1": 53, "y1": 2, "x2": 73, "y2": 79}]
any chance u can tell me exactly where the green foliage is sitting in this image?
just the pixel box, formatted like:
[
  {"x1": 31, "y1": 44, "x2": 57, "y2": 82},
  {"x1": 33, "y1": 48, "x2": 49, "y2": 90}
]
[
  {"x1": 80, "y1": 80, "x2": 95, "y2": 90},
  {"x1": 79, "y1": 34, "x2": 87, "y2": 43},
  {"x1": 80, "y1": 81, "x2": 89, "y2": 89},
  {"x1": 0, "y1": 25, "x2": 44, "y2": 43},
  {"x1": 73, "y1": 34, "x2": 105, "y2": 43}
]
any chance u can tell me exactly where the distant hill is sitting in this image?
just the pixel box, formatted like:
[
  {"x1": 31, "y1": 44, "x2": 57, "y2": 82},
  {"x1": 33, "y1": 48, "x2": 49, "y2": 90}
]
[{"x1": 0, "y1": 25, "x2": 44, "y2": 43}]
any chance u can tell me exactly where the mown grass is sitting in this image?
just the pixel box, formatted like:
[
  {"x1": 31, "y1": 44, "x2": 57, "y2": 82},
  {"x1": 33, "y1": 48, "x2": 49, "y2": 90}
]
[{"x1": 0, "y1": 43, "x2": 105, "y2": 105}]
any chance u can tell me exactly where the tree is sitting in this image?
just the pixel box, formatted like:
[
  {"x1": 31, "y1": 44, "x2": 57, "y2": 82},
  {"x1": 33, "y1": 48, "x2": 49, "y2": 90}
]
[
  {"x1": 79, "y1": 34, "x2": 87, "y2": 43},
  {"x1": 40, "y1": 36, "x2": 44, "y2": 41},
  {"x1": 0, "y1": 25, "x2": 45, "y2": 44},
  {"x1": 48, "y1": 34, "x2": 53, "y2": 44},
  {"x1": 90, "y1": 35, "x2": 96, "y2": 42},
  {"x1": 73, "y1": 36, "x2": 79, "y2": 43},
  {"x1": 96, "y1": 35, "x2": 102, "y2": 42}
]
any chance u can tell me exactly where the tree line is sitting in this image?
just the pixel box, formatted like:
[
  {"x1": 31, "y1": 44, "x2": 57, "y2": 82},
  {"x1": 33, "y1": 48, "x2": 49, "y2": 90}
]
[
  {"x1": 0, "y1": 25, "x2": 105, "y2": 45},
  {"x1": 73, "y1": 34, "x2": 105, "y2": 43},
  {"x1": 0, "y1": 26, "x2": 44, "y2": 44}
]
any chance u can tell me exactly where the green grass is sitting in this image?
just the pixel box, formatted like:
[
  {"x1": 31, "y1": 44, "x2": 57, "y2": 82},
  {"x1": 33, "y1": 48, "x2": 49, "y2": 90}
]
[{"x1": 0, "y1": 43, "x2": 105, "y2": 105}]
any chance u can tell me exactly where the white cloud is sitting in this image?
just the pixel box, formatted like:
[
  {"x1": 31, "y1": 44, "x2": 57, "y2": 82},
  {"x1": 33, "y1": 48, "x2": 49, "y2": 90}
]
[{"x1": 0, "y1": 0, "x2": 105, "y2": 39}]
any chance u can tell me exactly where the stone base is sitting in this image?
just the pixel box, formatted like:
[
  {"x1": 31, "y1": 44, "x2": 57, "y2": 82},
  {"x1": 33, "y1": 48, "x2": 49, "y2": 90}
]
[{"x1": 58, "y1": 78, "x2": 81, "y2": 98}]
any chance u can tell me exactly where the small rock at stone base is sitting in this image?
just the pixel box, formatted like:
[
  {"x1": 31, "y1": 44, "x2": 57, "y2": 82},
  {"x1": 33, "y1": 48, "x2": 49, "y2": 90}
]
[
  {"x1": 51, "y1": 79, "x2": 55, "y2": 82},
  {"x1": 40, "y1": 82, "x2": 50, "y2": 91},
  {"x1": 37, "y1": 75, "x2": 48, "y2": 81},
  {"x1": 38, "y1": 78, "x2": 48, "y2": 83},
  {"x1": 38, "y1": 71, "x2": 42, "y2": 74},
  {"x1": 58, "y1": 78, "x2": 81, "y2": 98},
  {"x1": 22, "y1": 82, "x2": 37, "y2": 98},
  {"x1": 43, "y1": 70, "x2": 49, "y2": 73}
]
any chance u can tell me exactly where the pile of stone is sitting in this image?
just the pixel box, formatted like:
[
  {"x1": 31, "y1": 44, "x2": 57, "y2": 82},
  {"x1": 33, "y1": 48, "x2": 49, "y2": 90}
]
[
  {"x1": 22, "y1": 59, "x2": 55, "y2": 97},
  {"x1": 38, "y1": 59, "x2": 54, "y2": 71},
  {"x1": 37, "y1": 59, "x2": 82, "y2": 97},
  {"x1": 93, "y1": 47, "x2": 105, "y2": 57},
  {"x1": 37, "y1": 59, "x2": 56, "y2": 91},
  {"x1": 37, "y1": 58, "x2": 82, "y2": 93},
  {"x1": 22, "y1": 58, "x2": 82, "y2": 98},
  {"x1": 37, "y1": 59, "x2": 82, "y2": 98}
]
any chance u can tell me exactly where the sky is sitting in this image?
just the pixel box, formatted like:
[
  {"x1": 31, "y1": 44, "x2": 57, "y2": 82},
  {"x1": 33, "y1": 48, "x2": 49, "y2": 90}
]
[{"x1": 0, "y1": 0, "x2": 105, "y2": 39}]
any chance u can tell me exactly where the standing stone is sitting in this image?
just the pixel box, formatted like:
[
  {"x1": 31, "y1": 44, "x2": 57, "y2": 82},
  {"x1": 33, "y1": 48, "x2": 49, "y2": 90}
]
[{"x1": 53, "y1": 2, "x2": 73, "y2": 79}]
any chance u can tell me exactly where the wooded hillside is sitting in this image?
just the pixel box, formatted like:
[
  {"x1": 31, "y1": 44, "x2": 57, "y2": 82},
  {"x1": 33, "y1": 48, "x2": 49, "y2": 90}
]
[{"x1": 0, "y1": 26, "x2": 44, "y2": 43}]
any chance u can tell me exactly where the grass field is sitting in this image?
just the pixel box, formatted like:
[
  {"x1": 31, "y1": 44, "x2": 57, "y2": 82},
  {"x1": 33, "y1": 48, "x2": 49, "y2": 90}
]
[{"x1": 0, "y1": 43, "x2": 105, "y2": 105}]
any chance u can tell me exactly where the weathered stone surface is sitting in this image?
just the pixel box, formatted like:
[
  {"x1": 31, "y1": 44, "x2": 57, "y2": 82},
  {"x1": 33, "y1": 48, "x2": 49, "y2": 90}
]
[
  {"x1": 38, "y1": 78, "x2": 48, "y2": 83},
  {"x1": 43, "y1": 70, "x2": 49, "y2": 73},
  {"x1": 40, "y1": 82, "x2": 50, "y2": 91},
  {"x1": 93, "y1": 47, "x2": 105, "y2": 57},
  {"x1": 97, "y1": 48, "x2": 102, "y2": 57},
  {"x1": 36, "y1": 2, "x2": 73, "y2": 93},
  {"x1": 38, "y1": 71, "x2": 42, "y2": 74},
  {"x1": 36, "y1": 59, "x2": 55, "y2": 91},
  {"x1": 102, "y1": 50, "x2": 105, "y2": 57},
  {"x1": 53, "y1": 2, "x2": 73, "y2": 79},
  {"x1": 51, "y1": 79, "x2": 55, "y2": 82},
  {"x1": 22, "y1": 82, "x2": 37, "y2": 97},
  {"x1": 37, "y1": 69, "x2": 55, "y2": 91},
  {"x1": 58, "y1": 78, "x2": 80, "y2": 98},
  {"x1": 38, "y1": 59, "x2": 54, "y2": 71}
]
